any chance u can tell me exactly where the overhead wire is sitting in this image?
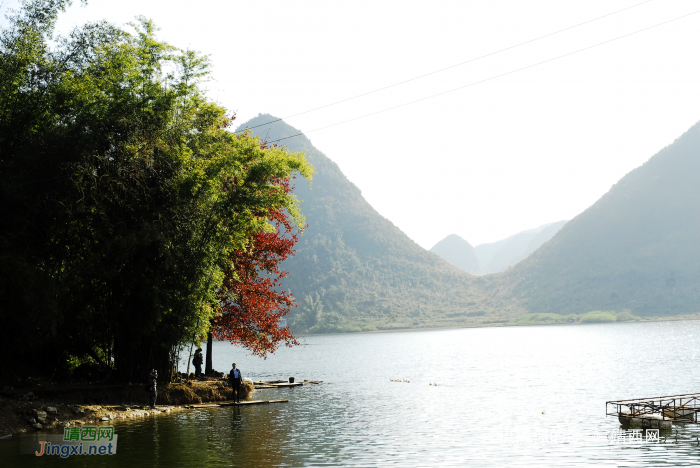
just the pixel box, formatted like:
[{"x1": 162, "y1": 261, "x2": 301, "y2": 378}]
[
  {"x1": 266, "y1": 8, "x2": 700, "y2": 146},
  {"x1": 4, "y1": 2, "x2": 693, "y2": 195},
  {"x1": 237, "y1": 0, "x2": 656, "y2": 134}
]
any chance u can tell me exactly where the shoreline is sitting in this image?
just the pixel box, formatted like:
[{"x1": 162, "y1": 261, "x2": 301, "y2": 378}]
[
  {"x1": 294, "y1": 313, "x2": 700, "y2": 337},
  {"x1": 0, "y1": 381, "x2": 254, "y2": 438}
]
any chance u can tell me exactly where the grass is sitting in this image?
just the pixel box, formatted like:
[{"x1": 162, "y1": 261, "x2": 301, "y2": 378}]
[
  {"x1": 509, "y1": 313, "x2": 573, "y2": 325},
  {"x1": 579, "y1": 311, "x2": 618, "y2": 323},
  {"x1": 509, "y1": 310, "x2": 636, "y2": 325}
]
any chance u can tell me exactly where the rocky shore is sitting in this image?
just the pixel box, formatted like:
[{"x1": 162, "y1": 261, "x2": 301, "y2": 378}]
[{"x1": 0, "y1": 380, "x2": 254, "y2": 438}]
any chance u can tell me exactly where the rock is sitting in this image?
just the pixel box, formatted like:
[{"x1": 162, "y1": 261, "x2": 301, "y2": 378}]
[
  {"x1": 27, "y1": 418, "x2": 36, "y2": 424},
  {"x1": 72, "y1": 407, "x2": 83, "y2": 415},
  {"x1": 101, "y1": 417, "x2": 109, "y2": 421},
  {"x1": 32, "y1": 423, "x2": 42, "y2": 430},
  {"x1": 46, "y1": 406, "x2": 57, "y2": 414}
]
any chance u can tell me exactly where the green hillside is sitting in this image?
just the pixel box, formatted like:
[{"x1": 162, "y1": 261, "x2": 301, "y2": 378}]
[
  {"x1": 237, "y1": 116, "x2": 700, "y2": 330},
  {"x1": 489, "y1": 121, "x2": 700, "y2": 317},
  {"x1": 237, "y1": 115, "x2": 500, "y2": 332}
]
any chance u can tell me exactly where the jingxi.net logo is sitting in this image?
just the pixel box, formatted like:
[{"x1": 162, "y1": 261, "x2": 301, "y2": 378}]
[{"x1": 20, "y1": 426, "x2": 118, "y2": 457}]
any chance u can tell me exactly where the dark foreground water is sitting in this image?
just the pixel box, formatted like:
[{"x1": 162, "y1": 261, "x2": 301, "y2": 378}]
[{"x1": 4, "y1": 320, "x2": 700, "y2": 467}]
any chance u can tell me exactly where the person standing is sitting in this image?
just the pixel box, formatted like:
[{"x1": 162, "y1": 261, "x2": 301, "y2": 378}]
[
  {"x1": 229, "y1": 363, "x2": 243, "y2": 403},
  {"x1": 148, "y1": 369, "x2": 158, "y2": 409},
  {"x1": 192, "y1": 348, "x2": 203, "y2": 378}
]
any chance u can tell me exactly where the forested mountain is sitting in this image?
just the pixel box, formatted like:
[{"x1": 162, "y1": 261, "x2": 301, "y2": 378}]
[
  {"x1": 237, "y1": 115, "x2": 491, "y2": 332},
  {"x1": 488, "y1": 121, "x2": 700, "y2": 316},
  {"x1": 238, "y1": 116, "x2": 700, "y2": 331},
  {"x1": 430, "y1": 234, "x2": 488, "y2": 275},
  {"x1": 474, "y1": 221, "x2": 567, "y2": 273}
]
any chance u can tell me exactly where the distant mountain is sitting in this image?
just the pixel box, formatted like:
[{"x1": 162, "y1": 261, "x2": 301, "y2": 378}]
[
  {"x1": 430, "y1": 234, "x2": 488, "y2": 275},
  {"x1": 238, "y1": 116, "x2": 700, "y2": 328},
  {"x1": 492, "y1": 121, "x2": 700, "y2": 316},
  {"x1": 475, "y1": 221, "x2": 567, "y2": 273},
  {"x1": 237, "y1": 115, "x2": 489, "y2": 332}
]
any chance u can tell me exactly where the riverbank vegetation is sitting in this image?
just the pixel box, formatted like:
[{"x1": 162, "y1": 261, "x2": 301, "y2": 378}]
[
  {"x1": 508, "y1": 310, "x2": 637, "y2": 326},
  {"x1": 0, "y1": 0, "x2": 312, "y2": 385}
]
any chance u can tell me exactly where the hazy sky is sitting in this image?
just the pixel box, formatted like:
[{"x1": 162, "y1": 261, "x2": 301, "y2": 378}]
[{"x1": 6, "y1": 0, "x2": 700, "y2": 248}]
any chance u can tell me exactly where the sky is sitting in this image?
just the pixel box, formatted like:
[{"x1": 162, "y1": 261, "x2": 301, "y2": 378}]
[{"x1": 5, "y1": 0, "x2": 700, "y2": 248}]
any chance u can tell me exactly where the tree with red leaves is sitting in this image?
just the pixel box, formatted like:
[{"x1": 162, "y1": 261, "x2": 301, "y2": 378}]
[{"x1": 212, "y1": 177, "x2": 302, "y2": 357}]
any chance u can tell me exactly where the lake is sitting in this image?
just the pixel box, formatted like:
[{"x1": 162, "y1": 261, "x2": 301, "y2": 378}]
[{"x1": 3, "y1": 320, "x2": 700, "y2": 467}]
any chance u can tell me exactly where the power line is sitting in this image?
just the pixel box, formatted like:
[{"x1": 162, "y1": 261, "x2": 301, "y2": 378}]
[
  {"x1": 237, "y1": 0, "x2": 656, "y2": 134},
  {"x1": 267, "y1": 8, "x2": 700, "y2": 146}
]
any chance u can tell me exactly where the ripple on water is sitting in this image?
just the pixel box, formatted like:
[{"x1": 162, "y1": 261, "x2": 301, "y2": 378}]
[{"x1": 3, "y1": 321, "x2": 700, "y2": 466}]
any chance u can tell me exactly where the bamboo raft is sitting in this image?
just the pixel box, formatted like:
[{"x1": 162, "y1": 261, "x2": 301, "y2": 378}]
[
  {"x1": 185, "y1": 399, "x2": 289, "y2": 408},
  {"x1": 183, "y1": 380, "x2": 323, "y2": 409},
  {"x1": 253, "y1": 380, "x2": 323, "y2": 389},
  {"x1": 607, "y1": 393, "x2": 700, "y2": 429}
]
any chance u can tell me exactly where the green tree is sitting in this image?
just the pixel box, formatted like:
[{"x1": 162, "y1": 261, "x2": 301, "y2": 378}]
[{"x1": 0, "y1": 0, "x2": 313, "y2": 382}]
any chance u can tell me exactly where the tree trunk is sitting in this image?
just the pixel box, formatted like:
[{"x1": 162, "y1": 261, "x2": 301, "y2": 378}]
[
  {"x1": 205, "y1": 330, "x2": 213, "y2": 375},
  {"x1": 113, "y1": 328, "x2": 174, "y2": 384}
]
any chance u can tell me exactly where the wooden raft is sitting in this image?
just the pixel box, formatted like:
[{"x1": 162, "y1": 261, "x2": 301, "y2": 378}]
[
  {"x1": 185, "y1": 399, "x2": 288, "y2": 409},
  {"x1": 253, "y1": 380, "x2": 323, "y2": 389}
]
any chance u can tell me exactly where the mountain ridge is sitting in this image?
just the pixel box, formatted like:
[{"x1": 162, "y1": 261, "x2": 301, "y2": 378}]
[
  {"x1": 474, "y1": 221, "x2": 567, "y2": 273},
  {"x1": 429, "y1": 234, "x2": 488, "y2": 275},
  {"x1": 490, "y1": 120, "x2": 700, "y2": 316},
  {"x1": 237, "y1": 115, "x2": 490, "y2": 332},
  {"x1": 237, "y1": 114, "x2": 700, "y2": 330}
]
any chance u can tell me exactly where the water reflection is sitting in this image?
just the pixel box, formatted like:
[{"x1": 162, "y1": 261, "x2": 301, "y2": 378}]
[{"x1": 4, "y1": 321, "x2": 700, "y2": 466}]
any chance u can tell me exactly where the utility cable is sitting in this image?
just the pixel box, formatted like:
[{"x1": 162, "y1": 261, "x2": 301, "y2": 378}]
[
  {"x1": 267, "y1": 8, "x2": 700, "y2": 146},
  {"x1": 237, "y1": 0, "x2": 656, "y2": 134},
  {"x1": 1, "y1": 1, "x2": 659, "y2": 191}
]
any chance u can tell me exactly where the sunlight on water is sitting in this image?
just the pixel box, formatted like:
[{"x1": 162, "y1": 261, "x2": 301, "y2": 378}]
[{"x1": 4, "y1": 320, "x2": 700, "y2": 467}]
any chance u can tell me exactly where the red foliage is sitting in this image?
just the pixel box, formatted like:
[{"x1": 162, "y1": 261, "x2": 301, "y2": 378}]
[{"x1": 212, "y1": 177, "x2": 302, "y2": 356}]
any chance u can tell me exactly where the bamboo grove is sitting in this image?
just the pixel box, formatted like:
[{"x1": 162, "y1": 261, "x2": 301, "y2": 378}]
[{"x1": 0, "y1": 0, "x2": 313, "y2": 383}]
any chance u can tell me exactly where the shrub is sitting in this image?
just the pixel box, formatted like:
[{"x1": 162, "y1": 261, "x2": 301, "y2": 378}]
[
  {"x1": 616, "y1": 310, "x2": 634, "y2": 322},
  {"x1": 579, "y1": 311, "x2": 617, "y2": 323},
  {"x1": 510, "y1": 313, "x2": 568, "y2": 325}
]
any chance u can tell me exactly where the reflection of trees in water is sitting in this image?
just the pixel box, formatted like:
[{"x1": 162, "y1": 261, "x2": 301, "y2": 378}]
[
  {"x1": 204, "y1": 406, "x2": 297, "y2": 467},
  {"x1": 114, "y1": 405, "x2": 297, "y2": 466}
]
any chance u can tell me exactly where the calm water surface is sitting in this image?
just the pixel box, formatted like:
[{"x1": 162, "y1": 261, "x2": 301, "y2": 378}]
[{"x1": 4, "y1": 320, "x2": 700, "y2": 467}]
